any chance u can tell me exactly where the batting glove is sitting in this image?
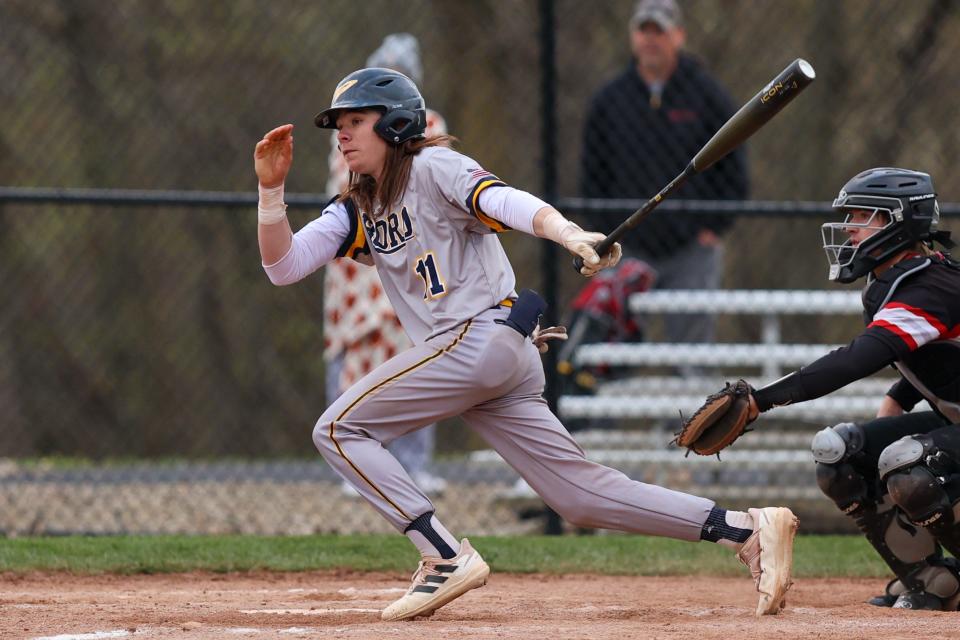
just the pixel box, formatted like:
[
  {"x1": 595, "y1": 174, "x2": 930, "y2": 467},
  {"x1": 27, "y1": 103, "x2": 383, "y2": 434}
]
[{"x1": 558, "y1": 223, "x2": 622, "y2": 276}]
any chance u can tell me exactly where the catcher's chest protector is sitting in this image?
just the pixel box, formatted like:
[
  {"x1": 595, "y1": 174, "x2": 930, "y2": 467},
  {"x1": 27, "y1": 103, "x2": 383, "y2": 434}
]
[
  {"x1": 861, "y1": 254, "x2": 960, "y2": 424},
  {"x1": 862, "y1": 254, "x2": 960, "y2": 324},
  {"x1": 861, "y1": 257, "x2": 932, "y2": 324}
]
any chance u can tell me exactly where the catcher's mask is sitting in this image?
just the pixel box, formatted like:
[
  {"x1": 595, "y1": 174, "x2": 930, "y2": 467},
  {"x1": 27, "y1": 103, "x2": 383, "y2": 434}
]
[
  {"x1": 314, "y1": 67, "x2": 426, "y2": 145},
  {"x1": 822, "y1": 167, "x2": 952, "y2": 283}
]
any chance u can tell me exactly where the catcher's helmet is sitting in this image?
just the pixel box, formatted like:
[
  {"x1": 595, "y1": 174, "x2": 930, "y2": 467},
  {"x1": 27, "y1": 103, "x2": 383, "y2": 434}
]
[
  {"x1": 314, "y1": 68, "x2": 426, "y2": 145},
  {"x1": 822, "y1": 167, "x2": 952, "y2": 283}
]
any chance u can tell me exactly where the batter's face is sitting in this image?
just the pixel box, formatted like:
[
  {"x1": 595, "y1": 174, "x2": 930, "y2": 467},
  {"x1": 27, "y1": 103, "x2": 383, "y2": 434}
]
[{"x1": 336, "y1": 110, "x2": 389, "y2": 181}]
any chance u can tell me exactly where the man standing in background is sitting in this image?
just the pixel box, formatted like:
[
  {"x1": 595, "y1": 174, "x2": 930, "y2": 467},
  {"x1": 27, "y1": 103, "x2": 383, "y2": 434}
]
[{"x1": 580, "y1": 0, "x2": 749, "y2": 352}]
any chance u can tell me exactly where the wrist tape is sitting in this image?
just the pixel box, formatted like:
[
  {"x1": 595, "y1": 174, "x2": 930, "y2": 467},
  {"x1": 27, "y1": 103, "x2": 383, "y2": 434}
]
[{"x1": 258, "y1": 183, "x2": 287, "y2": 225}]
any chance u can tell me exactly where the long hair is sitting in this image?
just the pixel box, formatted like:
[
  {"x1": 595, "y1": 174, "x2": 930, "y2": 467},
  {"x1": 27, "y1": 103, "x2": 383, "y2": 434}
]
[{"x1": 342, "y1": 134, "x2": 456, "y2": 219}]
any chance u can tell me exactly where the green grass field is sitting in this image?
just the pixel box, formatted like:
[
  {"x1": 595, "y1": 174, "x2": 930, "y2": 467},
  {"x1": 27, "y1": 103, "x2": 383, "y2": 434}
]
[{"x1": 0, "y1": 534, "x2": 887, "y2": 577}]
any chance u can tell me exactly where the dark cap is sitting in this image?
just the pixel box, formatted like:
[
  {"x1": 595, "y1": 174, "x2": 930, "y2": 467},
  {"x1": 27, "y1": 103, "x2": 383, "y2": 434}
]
[{"x1": 630, "y1": 0, "x2": 683, "y2": 30}]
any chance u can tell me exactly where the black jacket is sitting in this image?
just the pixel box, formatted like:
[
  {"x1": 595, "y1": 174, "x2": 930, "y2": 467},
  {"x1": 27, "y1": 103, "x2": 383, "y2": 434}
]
[{"x1": 580, "y1": 53, "x2": 749, "y2": 258}]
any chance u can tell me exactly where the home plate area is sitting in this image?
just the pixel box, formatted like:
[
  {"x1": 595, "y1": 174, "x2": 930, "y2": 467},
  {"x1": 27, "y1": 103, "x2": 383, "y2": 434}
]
[{"x1": 4, "y1": 572, "x2": 959, "y2": 639}]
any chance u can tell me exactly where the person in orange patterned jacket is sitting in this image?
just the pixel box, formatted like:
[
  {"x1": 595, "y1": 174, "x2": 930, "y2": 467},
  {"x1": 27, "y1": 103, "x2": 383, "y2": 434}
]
[{"x1": 324, "y1": 34, "x2": 448, "y2": 496}]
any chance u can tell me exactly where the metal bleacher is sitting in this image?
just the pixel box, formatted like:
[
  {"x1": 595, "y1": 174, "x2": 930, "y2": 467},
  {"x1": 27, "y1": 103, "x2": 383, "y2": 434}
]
[
  {"x1": 481, "y1": 289, "x2": 881, "y2": 532},
  {"x1": 561, "y1": 288, "x2": 884, "y2": 423}
]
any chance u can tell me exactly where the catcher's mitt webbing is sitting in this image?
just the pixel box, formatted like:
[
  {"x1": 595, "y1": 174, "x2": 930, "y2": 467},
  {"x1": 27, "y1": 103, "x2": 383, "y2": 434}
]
[{"x1": 674, "y1": 379, "x2": 755, "y2": 456}]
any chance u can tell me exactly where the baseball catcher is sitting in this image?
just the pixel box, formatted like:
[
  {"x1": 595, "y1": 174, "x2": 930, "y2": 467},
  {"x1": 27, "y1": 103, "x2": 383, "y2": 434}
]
[{"x1": 678, "y1": 167, "x2": 960, "y2": 611}]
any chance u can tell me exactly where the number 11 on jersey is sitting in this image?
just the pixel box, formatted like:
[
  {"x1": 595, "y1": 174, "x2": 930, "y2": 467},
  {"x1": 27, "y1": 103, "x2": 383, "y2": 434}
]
[{"x1": 414, "y1": 252, "x2": 446, "y2": 300}]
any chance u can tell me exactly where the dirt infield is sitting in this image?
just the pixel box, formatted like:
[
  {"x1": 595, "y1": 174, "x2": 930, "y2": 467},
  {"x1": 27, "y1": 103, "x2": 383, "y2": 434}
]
[{"x1": 2, "y1": 571, "x2": 957, "y2": 639}]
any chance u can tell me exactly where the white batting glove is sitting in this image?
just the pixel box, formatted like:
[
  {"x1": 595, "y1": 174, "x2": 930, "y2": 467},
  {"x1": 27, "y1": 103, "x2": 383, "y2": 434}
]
[
  {"x1": 531, "y1": 324, "x2": 568, "y2": 354},
  {"x1": 558, "y1": 222, "x2": 622, "y2": 276},
  {"x1": 589, "y1": 240, "x2": 622, "y2": 276},
  {"x1": 535, "y1": 209, "x2": 623, "y2": 277}
]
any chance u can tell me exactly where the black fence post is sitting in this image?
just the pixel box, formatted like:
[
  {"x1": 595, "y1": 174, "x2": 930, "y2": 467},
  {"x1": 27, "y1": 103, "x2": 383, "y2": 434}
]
[{"x1": 539, "y1": 0, "x2": 563, "y2": 536}]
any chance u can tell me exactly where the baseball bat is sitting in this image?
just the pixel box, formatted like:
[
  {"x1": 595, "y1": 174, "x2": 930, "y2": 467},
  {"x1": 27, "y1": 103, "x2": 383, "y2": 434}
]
[{"x1": 573, "y1": 58, "x2": 816, "y2": 272}]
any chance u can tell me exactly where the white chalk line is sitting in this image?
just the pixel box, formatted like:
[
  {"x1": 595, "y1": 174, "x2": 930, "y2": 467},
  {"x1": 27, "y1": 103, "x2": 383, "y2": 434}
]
[
  {"x1": 337, "y1": 587, "x2": 405, "y2": 596},
  {"x1": 32, "y1": 631, "x2": 131, "y2": 640},
  {"x1": 240, "y1": 607, "x2": 380, "y2": 615}
]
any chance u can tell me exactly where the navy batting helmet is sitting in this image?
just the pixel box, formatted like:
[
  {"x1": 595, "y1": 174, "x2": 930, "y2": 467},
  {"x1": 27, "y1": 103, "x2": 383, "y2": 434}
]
[
  {"x1": 314, "y1": 68, "x2": 426, "y2": 145},
  {"x1": 822, "y1": 167, "x2": 953, "y2": 283}
]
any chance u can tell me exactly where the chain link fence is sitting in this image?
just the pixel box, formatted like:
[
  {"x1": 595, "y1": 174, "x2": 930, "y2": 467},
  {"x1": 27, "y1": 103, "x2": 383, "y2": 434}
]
[{"x1": 1, "y1": 0, "x2": 958, "y2": 536}]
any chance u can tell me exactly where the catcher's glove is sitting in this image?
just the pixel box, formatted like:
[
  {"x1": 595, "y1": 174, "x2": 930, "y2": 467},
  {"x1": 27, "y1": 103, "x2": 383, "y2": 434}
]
[{"x1": 674, "y1": 379, "x2": 758, "y2": 456}]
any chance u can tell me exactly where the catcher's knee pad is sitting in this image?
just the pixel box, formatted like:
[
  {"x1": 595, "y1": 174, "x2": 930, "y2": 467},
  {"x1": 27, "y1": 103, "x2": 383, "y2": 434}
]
[
  {"x1": 886, "y1": 466, "x2": 955, "y2": 529},
  {"x1": 813, "y1": 422, "x2": 870, "y2": 513},
  {"x1": 879, "y1": 434, "x2": 959, "y2": 481},
  {"x1": 812, "y1": 422, "x2": 865, "y2": 464},
  {"x1": 881, "y1": 435, "x2": 957, "y2": 531}
]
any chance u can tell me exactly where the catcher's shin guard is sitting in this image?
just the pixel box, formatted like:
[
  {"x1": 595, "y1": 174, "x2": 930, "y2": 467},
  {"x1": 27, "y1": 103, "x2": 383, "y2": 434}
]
[
  {"x1": 881, "y1": 434, "x2": 960, "y2": 558},
  {"x1": 883, "y1": 464, "x2": 960, "y2": 608},
  {"x1": 813, "y1": 428, "x2": 946, "y2": 595},
  {"x1": 836, "y1": 490, "x2": 955, "y2": 602},
  {"x1": 816, "y1": 458, "x2": 947, "y2": 597}
]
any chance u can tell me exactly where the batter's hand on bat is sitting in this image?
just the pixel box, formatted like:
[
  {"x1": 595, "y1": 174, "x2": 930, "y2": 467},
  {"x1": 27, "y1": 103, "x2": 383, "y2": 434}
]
[
  {"x1": 255, "y1": 124, "x2": 294, "y2": 188},
  {"x1": 560, "y1": 224, "x2": 622, "y2": 276}
]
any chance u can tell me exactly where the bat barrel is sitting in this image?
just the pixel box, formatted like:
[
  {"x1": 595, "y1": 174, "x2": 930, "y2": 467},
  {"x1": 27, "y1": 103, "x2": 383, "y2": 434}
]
[{"x1": 692, "y1": 58, "x2": 815, "y2": 172}]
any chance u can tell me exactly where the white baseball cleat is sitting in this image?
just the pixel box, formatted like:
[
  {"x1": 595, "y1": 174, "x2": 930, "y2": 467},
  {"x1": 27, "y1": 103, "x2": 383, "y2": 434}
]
[
  {"x1": 737, "y1": 507, "x2": 799, "y2": 616},
  {"x1": 381, "y1": 538, "x2": 490, "y2": 621}
]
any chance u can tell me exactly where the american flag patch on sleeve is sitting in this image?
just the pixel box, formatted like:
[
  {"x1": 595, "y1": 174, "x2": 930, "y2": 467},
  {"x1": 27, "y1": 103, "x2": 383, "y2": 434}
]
[{"x1": 468, "y1": 167, "x2": 495, "y2": 181}]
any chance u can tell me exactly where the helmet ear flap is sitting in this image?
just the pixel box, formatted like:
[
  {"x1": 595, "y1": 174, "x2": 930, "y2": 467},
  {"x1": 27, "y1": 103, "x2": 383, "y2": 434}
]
[{"x1": 374, "y1": 109, "x2": 425, "y2": 144}]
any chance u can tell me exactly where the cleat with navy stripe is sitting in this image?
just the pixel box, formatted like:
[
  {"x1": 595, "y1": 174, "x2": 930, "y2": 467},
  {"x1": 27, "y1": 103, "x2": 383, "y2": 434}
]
[{"x1": 381, "y1": 538, "x2": 490, "y2": 621}]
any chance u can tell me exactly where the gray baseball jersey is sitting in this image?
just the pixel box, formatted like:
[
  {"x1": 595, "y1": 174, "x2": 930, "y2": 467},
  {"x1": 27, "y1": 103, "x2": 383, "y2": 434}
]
[
  {"x1": 337, "y1": 146, "x2": 517, "y2": 344},
  {"x1": 271, "y1": 145, "x2": 716, "y2": 540}
]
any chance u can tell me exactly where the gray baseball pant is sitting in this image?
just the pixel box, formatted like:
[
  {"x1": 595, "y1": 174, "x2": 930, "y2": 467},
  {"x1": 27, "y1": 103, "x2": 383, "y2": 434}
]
[
  {"x1": 326, "y1": 352, "x2": 437, "y2": 474},
  {"x1": 313, "y1": 306, "x2": 714, "y2": 539}
]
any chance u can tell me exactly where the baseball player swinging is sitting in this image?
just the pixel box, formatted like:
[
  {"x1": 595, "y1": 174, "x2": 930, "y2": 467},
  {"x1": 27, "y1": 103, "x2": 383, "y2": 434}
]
[{"x1": 254, "y1": 67, "x2": 796, "y2": 620}]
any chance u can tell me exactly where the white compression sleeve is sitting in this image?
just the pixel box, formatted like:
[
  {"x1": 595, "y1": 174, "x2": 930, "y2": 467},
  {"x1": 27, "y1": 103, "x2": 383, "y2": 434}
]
[
  {"x1": 476, "y1": 186, "x2": 549, "y2": 235},
  {"x1": 262, "y1": 201, "x2": 352, "y2": 285}
]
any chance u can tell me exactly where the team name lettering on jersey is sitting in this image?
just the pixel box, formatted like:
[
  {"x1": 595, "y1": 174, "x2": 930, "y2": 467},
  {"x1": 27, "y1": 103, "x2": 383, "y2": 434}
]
[{"x1": 363, "y1": 207, "x2": 414, "y2": 254}]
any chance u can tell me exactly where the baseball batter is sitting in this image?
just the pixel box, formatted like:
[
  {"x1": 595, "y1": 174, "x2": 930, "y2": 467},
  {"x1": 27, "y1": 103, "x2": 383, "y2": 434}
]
[{"x1": 254, "y1": 67, "x2": 796, "y2": 621}]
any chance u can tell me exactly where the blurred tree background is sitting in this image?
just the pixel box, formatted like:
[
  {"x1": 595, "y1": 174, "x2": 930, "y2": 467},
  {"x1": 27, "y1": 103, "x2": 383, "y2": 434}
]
[{"x1": 1, "y1": 0, "x2": 957, "y2": 457}]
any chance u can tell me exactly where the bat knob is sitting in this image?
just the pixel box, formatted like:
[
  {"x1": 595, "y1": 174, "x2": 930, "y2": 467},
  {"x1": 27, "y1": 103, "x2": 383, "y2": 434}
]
[{"x1": 572, "y1": 256, "x2": 585, "y2": 273}]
